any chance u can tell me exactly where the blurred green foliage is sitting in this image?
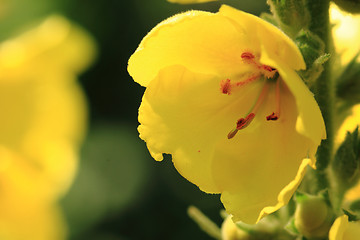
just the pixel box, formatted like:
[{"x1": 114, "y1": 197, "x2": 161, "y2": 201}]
[{"x1": 1, "y1": 0, "x2": 268, "y2": 239}]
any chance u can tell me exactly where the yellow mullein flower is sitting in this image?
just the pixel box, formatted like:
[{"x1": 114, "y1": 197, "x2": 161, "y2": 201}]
[
  {"x1": 128, "y1": 5, "x2": 325, "y2": 223},
  {"x1": 168, "y1": 0, "x2": 218, "y2": 4},
  {"x1": 329, "y1": 215, "x2": 360, "y2": 240},
  {"x1": 330, "y1": 3, "x2": 360, "y2": 65},
  {"x1": 0, "y1": 15, "x2": 96, "y2": 240}
]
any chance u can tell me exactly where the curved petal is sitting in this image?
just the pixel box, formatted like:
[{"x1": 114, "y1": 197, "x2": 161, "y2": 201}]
[
  {"x1": 329, "y1": 215, "x2": 360, "y2": 240},
  {"x1": 219, "y1": 5, "x2": 306, "y2": 71},
  {"x1": 329, "y1": 215, "x2": 349, "y2": 240},
  {"x1": 259, "y1": 57, "x2": 326, "y2": 161},
  {"x1": 278, "y1": 64, "x2": 326, "y2": 160},
  {"x1": 139, "y1": 65, "x2": 263, "y2": 192},
  {"x1": 128, "y1": 9, "x2": 261, "y2": 87}
]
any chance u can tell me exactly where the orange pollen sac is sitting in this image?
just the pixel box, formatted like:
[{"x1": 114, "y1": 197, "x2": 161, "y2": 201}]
[
  {"x1": 241, "y1": 52, "x2": 255, "y2": 60},
  {"x1": 237, "y1": 113, "x2": 255, "y2": 130},
  {"x1": 227, "y1": 113, "x2": 255, "y2": 139},
  {"x1": 266, "y1": 112, "x2": 279, "y2": 121},
  {"x1": 220, "y1": 78, "x2": 232, "y2": 95},
  {"x1": 262, "y1": 65, "x2": 276, "y2": 72}
]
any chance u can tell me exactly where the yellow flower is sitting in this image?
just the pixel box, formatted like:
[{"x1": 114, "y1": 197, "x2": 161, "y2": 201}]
[
  {"x1": 330, "y1": 3, "x2": 360, "y2": 65},
  {"x1": 329, "y1": 215, "x2": 360, "y2": 240},
  {"x1": 0, "y1": 15, "x2": 96, "y2": 240},
  {"x1": 128, "y1": 5, "x2": 325, "y2": 223},
  {"x1": 168, "y1": 0, "x2": 218, "y2": 4}
]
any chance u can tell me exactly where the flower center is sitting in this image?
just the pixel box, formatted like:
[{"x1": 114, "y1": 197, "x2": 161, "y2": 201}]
[{"x1": 220, "y1": 52, "x2": 281, "y2": 139}]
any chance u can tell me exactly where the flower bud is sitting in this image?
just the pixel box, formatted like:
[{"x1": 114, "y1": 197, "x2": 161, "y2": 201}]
[
  {"x1": 295, "y1": 30, "x2": 328, "y2": 86},
  {"x1": 294, "y1": 194, "x2": 335, "y2": 239},
  {"x1": 268, "y1": 0, "x2": 310, "y2": 37}
]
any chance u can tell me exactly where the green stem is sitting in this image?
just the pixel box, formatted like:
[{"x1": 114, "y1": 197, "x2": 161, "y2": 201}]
[{"x1": 307, "y1": 0, "x2": 334, "y2": 188}]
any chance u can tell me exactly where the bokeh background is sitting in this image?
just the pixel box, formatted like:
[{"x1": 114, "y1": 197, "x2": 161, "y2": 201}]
[{"x1": 0, "y1": 0, "x2": 268, "y2": 239}]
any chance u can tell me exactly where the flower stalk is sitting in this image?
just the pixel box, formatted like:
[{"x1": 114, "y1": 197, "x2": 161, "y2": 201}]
[{"x1": 307, "y1": 0, "x2": 335, "y2": 189}]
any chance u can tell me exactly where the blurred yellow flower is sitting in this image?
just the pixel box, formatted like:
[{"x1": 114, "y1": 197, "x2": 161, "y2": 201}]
[
  {"x1": 0, "y1": 15, "x2": 96, "y2": 240},
  {"x1": 329, "y1": 215, "x2": 360, "y2": 240},
  {"x1": 336, "y1": 104, "x2": 360, "y2": 146},
  {"x1": 330, "y1": 3, "x2": 360, "y2": 65},
  {"x1": 128, "y1": 5, "x2": 325, "y2": 224},
  {"x1": 335, "y1": 103, "x2": 360, "y2": 202},
  {"x1": 168, "y1": 0, "x2": 218, "y2": 4}
]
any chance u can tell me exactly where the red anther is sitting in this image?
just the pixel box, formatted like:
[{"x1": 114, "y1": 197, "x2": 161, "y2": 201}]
[
  {"x1": 236, "y1": 113, "x2": 255, "y2": 130},
  {"x1": 262, "y1": 65, "x2": 276, "y2": 72},
  {"x1": 220, "y1": 79, "x2": 232, "y2": 95},
  {"x1": 228, "y1": 113, "x2": 256, "y2": 139},
  {"x1": 266, "y1": 112, "x2": 279, "y2": 121},
  {"x1": 241, "y1": 52, "x2": 255, "y2": 60}
]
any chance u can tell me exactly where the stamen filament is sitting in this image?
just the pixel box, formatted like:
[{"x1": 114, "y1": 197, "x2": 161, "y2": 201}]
[
  {"x1": 250, "y1": 79, "x2": 270, "y2": 115},
  {"x1": 275, "y1": 79, "x2": 281, "y2": 117},
  {"x1": 266, "y1": 79, "x2": 281, "y2": 121},
  {"x1": 227, "y1": 80, "x2": 270, "y2": 139}
]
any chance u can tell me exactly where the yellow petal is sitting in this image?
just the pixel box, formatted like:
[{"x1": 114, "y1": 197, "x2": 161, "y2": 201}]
[
  {"x1": 168, "y1": 0, "x2": 218, "y2": 3},
  {"x1": 139, "y1": 65, "x2": 263, "y2": 192},
  {"x1": 329, "y1": 215, "x2": 360, "y2": 240},
  {"x1": 259, "y1": 56, "x2": 326, "y2": 159},
  {"x1": 128, "y1": 9, "x2": 259, "y2": 87},
  {"x1": 219, "y1": 5, "x2": 306, "y2": 71},
  {"x1": 278, "y1": 64, "x2": 326, "y2": 158},
  {"x1": 329, "y1": 215, "x2": 348, "y2": 240},
  {"x1": 213, "y1": 83, "x2": 314, "y2": 223}
]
